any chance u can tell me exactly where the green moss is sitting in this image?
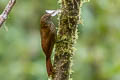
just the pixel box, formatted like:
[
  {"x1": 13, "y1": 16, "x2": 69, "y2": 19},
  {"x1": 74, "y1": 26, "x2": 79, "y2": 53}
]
[{"x1": 53, "y1": 0, "x2": 89, "y2": 80}]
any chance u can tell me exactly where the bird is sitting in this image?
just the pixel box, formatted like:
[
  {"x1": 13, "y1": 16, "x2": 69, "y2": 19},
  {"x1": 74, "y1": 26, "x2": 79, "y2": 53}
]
[{"x1": 40, "y1": 11, "x2": 57, "y2": 77}]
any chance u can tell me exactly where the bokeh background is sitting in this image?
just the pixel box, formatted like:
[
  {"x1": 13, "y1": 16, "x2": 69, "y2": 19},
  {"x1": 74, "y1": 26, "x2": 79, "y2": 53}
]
[{"x1": 0, "y1": 0, "x2": 120, "y2": 80}]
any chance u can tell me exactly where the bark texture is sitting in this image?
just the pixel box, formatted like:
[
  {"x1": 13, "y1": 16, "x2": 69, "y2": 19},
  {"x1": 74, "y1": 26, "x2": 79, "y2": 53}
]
[
  {"x1": 52, "y1": 0, "x2": 84, "y2": 80},
  {"x1": 0, "y1": 0, "x2": 16, "y2": 28}
]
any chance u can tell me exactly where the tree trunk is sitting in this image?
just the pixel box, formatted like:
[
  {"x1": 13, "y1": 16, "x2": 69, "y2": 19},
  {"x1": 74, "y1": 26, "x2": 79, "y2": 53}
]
[{"x1": 52, "y1": 0, "x2": 88, "y2": 80}]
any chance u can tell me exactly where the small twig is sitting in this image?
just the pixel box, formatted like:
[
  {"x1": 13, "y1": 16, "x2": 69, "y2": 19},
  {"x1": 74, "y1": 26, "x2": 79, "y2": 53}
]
[{"x1": 0, "y1": 0, "x2": 16, "y2": 28}]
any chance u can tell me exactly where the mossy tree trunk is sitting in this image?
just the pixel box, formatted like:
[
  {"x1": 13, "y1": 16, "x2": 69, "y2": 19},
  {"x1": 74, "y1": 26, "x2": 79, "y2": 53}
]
[{"x1": 52, "y1": 0, "x2": 87, "y2": 80}]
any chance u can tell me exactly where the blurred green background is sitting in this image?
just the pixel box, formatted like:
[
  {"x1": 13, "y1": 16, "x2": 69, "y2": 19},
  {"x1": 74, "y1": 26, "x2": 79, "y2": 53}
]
[{"x1": 0, "y1": 0, "x2": 120, "y2": 80}]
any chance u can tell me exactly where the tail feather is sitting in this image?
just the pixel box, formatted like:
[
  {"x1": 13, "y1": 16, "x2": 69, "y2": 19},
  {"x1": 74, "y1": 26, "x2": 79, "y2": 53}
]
[{"x1": 46, "y1": 57, "x2": 53, "y2": 76}]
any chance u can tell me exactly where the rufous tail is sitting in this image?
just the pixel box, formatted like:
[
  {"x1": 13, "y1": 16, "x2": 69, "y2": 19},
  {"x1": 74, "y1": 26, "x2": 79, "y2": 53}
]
[{"x1": 46, "y1": 57, "x2": 53, "y2": 76}]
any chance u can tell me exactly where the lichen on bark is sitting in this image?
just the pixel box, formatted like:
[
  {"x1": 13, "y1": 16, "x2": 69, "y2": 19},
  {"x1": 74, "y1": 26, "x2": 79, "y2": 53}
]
[{"x1": 52, "y1": 0, "x2": 89, "y2": 80}]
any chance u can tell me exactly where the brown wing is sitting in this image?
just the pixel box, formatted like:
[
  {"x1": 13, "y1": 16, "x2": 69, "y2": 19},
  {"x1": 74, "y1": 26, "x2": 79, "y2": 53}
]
[
  {"x1": 40, "y1": 22, "x2": 56, "y2": 57},
  {"x1": 46, "y1": 23, "x2": 56, "y2": 56},
  {"x1": 40, "y1": 27, "x2": 50, "y2": 56}
]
